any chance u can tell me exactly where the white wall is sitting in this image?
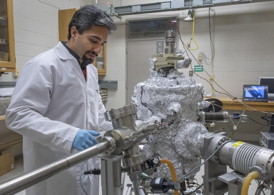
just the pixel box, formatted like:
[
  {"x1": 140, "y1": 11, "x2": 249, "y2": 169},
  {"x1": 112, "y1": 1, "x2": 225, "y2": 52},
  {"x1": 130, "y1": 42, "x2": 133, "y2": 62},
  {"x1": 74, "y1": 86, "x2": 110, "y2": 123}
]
[
  {"x1": 2, "y1": 1, "x2": 274, "y2": 109},
  {"x1": 1, "y1": 0, "x2": 124, "y2": 109},
  {"x1": 103, "y1": 23, "x2": 127, "y2": 109},
  {"x1": 179, "y1": 2, "x2": 274, "y2": 98},
  {"x1": 0, "y1": 0, "x2": 55, "y2": 81},
  {"x1": 103, "y1": 1, "x2": 274, "y2": 110},
  {"x1": 0, "y1": 0, "x2": 88, "y2": 81},
  {"x1": 14, "y1": 1, "x2": 58, "y2": 72}
]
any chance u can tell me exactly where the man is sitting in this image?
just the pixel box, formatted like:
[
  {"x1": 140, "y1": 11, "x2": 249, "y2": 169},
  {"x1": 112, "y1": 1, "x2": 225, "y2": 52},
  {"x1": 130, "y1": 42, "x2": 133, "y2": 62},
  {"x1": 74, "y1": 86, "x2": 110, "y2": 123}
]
[{"x1": 6, "y1": 5, "x2": 116, "y2": 195}]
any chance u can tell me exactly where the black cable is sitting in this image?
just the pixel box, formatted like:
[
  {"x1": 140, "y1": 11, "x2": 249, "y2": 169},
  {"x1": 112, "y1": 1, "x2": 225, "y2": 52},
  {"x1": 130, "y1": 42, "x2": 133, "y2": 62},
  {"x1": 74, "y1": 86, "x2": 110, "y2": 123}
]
[
  {"x1": 203, "y1": 104, "x2": 274, "y2": 128},
  {"x1": 212, "y1": 127, "x2": 226, "y2": 134},
  {"x1": 177, "y1": 15, "x2": 274, "y2": 116},
  {"x1": 125, "y1": 187, "x2": 130, "y2": 195},
  {"x1": 203, "y1": 7, "x2": 215, "y2": 66},
  {"x1": 247, "y1": 116, "x2": 274, "y2": 127},
  {"x1": 255, "y1": 184, "x2": 267, "y2": 195},
  {"x1": 125, "y1": 184, "x2": 132, "y2": 195},
  {"x1": 176, "y1": 27, "x2": 234, "y2": 98},
  {"x1": 204, "y1": 7, "x2": 215, "y2": 65},
  {"x1": 80, "y1": 174, "x2": 88, "y2": 195},
  {"x1": 271, "y1": 184, "x2": 274, "y2": 195},
  {"x1": 84, "y1": 168, "x2": 101, "y2": 175},
  {"x1": 177, "y1": 141, "x2": 231, "y2": 182},
  {"x1": 206, "y1": 102, "x2": 223, "y2": 111},
  {"x1": 185, "y1": 183, "x2": 204, "y2": 195}
]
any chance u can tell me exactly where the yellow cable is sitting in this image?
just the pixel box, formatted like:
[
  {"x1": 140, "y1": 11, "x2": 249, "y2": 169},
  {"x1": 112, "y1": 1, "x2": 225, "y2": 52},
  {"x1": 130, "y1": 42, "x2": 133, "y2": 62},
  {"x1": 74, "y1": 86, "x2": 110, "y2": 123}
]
[
  {"x1": 188, "y1": 12, "x2": 199, "y2": 50},
  {"x1": 241, "y1": 171, "x2": 260, "y2": 195},
  {"x1": 160, "y1": 159, "x2": 179, "y2": 195}
]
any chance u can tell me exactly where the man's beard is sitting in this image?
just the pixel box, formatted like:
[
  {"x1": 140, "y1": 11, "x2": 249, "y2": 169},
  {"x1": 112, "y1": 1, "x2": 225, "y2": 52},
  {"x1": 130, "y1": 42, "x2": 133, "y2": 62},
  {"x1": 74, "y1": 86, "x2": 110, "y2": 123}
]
[
  {"x1": 80, "y1": 55, "x2": 95, "y2": 69},
  {"x1": 85, "y1": 51, "x2": 98, "y2": 61}
]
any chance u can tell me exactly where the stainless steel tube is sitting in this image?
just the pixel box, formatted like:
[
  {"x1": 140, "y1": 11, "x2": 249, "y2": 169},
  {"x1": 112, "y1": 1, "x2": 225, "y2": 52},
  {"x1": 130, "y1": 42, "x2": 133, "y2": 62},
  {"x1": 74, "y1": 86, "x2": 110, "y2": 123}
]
[
  {"x1": 0, "y1": 140, "x2": 113, "y2": 195},
  {"x1": 115, "y1": 0, "x2": 274, "y2": 16}
]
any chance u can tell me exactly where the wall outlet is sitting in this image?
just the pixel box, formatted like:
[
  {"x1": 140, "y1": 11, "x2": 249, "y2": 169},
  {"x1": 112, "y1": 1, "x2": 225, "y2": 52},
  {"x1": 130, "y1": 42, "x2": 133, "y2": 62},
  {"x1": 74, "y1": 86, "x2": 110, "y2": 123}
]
[{"x1": 198, "y1": 53, "x2": 203, "y2": 62}]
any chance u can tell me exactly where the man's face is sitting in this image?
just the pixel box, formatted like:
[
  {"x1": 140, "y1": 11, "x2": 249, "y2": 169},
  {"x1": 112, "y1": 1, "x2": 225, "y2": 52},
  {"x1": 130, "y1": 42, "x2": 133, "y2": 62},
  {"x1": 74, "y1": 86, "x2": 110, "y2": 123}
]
[{"x1": 68, "y1": 25, "x2": 109, "y2": 61}]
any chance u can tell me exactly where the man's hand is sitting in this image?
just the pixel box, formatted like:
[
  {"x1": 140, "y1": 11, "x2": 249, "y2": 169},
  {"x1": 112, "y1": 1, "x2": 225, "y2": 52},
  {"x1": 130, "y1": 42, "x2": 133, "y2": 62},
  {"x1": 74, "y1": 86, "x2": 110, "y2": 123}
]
[{"x1": 72, "y1": 129, "x2": 100, "y2": 151}]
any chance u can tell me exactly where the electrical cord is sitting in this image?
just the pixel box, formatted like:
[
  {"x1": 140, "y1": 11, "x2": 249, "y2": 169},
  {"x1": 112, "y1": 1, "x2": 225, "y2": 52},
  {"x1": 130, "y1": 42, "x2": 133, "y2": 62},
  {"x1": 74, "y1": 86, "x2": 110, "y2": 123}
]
[
  {"x1": 125, "y1": 184, "x2": 132, "y2": 195},
  {"x1": 206, "y1": 7, "x2": 216, "y2": 65},
  {"x1": 186, "y1": 178, "x2": 200, "y2": 188},
  {"x1": 210, "y1": 102, "x2": 274, "y2": 127},
  {"x1": 248, "y1": 116, "x2": 266, "y2": 126},
  {"x1": 84, "y1": 168, "x2": 101, "y2": 175},
  {"x1": 184, "y1": 183, "x2": 204, "y2": 195},
  {"x1": 187, "y1": 11, "x2": 199, "y2": 50},
  {"x1": 176, "y1": 27, "x2": 233, "y2": 98},
  {"x1": 205, "y1": 102, "x2": 223, "y2": 111},
  {"x1": 204, "y1": 98, "x2": 274, "y2": 131},
  {"x1": 255, "y1": 183, "x2": 266, "y2": 195},
  {"x1": 271, "y1": 184, "x2": 274, "y2": 195},
  {"x1": 176, "y1": 25, "x2": 274, "y2": 116},
  {"x1": 80, "y1": 174, "x2": 88, "y2": 195},
  {"x1": 79, "y1": 168, "x2": 101, "y2": 195},
  {"x1": 177, "y1": 141, "x2": 231, "y2": 183},
  {"x1": 203, "y1": 7, "x2": 216, "y2": 66},
  {"x1": 229, "y1": 117, "x2": 241, "y2": 131},
  {"x1": 212, "y1": 127, "x2": 226, "y2": 134},
  {"x1": 228, "y1": 110, "x2": 246, "y2": 131},
  {"x1": 232, "y1": 99, "x2": 274, "y2": 115},
  {"x1": 247, "y1": 116, "x2": 274, "y2": 127}
]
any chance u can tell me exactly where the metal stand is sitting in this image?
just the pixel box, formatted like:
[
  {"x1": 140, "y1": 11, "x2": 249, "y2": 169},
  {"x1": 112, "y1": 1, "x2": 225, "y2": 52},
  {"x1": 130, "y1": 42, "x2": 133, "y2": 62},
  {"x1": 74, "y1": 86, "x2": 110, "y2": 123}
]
[
  {"x1": 218, "y1": 172, "x2": 243, "y2": 195},
  {"x1": 100, "y1": 155, "x2": 123, "y2": 195},
  {"x1": 0, "y1": 141, "x2": 112, "y2": 195},
  {"x1": 202, "y1": 134, "x2": 228, "y2": 195},
  {"x1": 204, "y1": 160, "x2": 227, "y2": 195},
  {"x1": 270, "y1": 115, "x2": 274, "y2": 132}
]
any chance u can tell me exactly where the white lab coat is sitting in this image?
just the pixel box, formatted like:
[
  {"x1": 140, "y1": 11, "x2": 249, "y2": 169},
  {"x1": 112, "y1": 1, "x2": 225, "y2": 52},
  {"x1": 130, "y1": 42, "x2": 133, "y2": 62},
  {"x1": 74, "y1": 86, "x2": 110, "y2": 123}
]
[{"x1": 5, "y1": 42, "x2": 113, "y2": 195}]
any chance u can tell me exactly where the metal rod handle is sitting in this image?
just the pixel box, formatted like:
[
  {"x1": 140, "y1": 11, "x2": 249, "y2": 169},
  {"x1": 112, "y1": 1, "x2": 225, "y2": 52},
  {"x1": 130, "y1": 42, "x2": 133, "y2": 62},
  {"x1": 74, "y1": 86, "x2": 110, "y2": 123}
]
[{"x1": 0, "y1": 140, "x2": 113, "y2": 195}]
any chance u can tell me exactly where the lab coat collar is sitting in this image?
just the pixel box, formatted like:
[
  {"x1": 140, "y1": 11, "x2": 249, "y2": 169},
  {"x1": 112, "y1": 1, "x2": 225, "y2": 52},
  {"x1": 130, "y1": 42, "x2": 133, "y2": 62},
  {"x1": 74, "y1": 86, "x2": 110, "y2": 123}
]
[
  {"x1": 61, "y1": 41, "x2": 81, "y2": 63},
  {"x1": 54, "y1": 42, "x2": 74, "y2": 61},
  {"x1": 55, "y1": 42, "x2": 93, "y2": 70},
  {"x1": 54, "y1": 42, "x2": 87, "y2": 83}
]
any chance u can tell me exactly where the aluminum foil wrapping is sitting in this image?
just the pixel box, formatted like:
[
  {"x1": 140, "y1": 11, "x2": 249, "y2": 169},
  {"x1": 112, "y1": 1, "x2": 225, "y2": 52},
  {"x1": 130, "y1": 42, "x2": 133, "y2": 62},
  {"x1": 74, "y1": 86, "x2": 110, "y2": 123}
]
[
  {"x1": 132, "y1": 69, "x2": 207, "y2": 179},
  {"x1": 175, "y1": 122, "x2": 208, "y2": 159}
]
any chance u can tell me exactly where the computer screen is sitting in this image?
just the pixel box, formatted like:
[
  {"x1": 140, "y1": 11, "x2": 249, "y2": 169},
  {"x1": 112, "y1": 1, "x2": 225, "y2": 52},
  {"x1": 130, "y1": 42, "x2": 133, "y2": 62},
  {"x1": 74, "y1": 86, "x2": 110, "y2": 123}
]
[
  {"x1": 260, "y1": 77, "x2": 274, "y2": 99},
  {"x1": 243, "y1": 85, "x2": 268, "y2": 102}
]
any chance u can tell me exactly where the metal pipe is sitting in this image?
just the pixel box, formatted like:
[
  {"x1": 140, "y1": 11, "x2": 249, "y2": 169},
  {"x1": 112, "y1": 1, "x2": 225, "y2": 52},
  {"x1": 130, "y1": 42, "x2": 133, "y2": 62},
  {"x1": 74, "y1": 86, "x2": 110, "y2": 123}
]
[
  {"x1": 0, "y1": 140, "x2": 113, "y2": 195},
  {"x1": 199, "y1": 111, "x2": 229, "y2": 121},
  {"x1": 114, "y1": 0, "x2": 274, "y2": 16},
  {"x1": 206, "y1": 134, "x2": 274, "y2": 182}
]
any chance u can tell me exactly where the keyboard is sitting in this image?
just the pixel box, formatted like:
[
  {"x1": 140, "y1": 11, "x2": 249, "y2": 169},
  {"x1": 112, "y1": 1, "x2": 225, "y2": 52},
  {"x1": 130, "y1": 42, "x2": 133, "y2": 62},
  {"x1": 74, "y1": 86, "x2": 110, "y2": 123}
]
[
  {"x1": 0, "y1": 87, "x2": 14, "y2": 97},
  {"x1": 243, "y1": 98, "x2": 268, "y2": 102}
]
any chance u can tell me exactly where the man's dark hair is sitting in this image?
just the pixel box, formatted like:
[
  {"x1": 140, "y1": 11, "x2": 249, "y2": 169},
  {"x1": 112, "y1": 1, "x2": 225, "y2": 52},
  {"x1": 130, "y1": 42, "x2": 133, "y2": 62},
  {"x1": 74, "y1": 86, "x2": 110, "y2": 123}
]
[{"x1": 67, "y1": 5, "x2": 116, "y2": 40}]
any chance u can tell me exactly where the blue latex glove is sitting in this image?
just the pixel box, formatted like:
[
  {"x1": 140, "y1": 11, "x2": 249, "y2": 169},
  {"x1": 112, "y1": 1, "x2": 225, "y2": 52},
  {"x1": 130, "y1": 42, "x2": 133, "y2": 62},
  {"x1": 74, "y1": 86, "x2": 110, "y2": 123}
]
[{"x1": 72, "y1": 129, "x2": 100, "y2": 151}]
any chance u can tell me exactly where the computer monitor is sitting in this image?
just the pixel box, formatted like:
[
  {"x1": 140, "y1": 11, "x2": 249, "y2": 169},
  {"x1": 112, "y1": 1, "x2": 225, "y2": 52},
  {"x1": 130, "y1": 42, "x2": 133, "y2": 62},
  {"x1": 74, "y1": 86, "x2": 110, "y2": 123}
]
[
  {"x1": 260, "y1": 77, "x2": 274, "y2": 100},
  {"x1": 243, "y1": 85, "x2": 268, "y2": 102}
]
